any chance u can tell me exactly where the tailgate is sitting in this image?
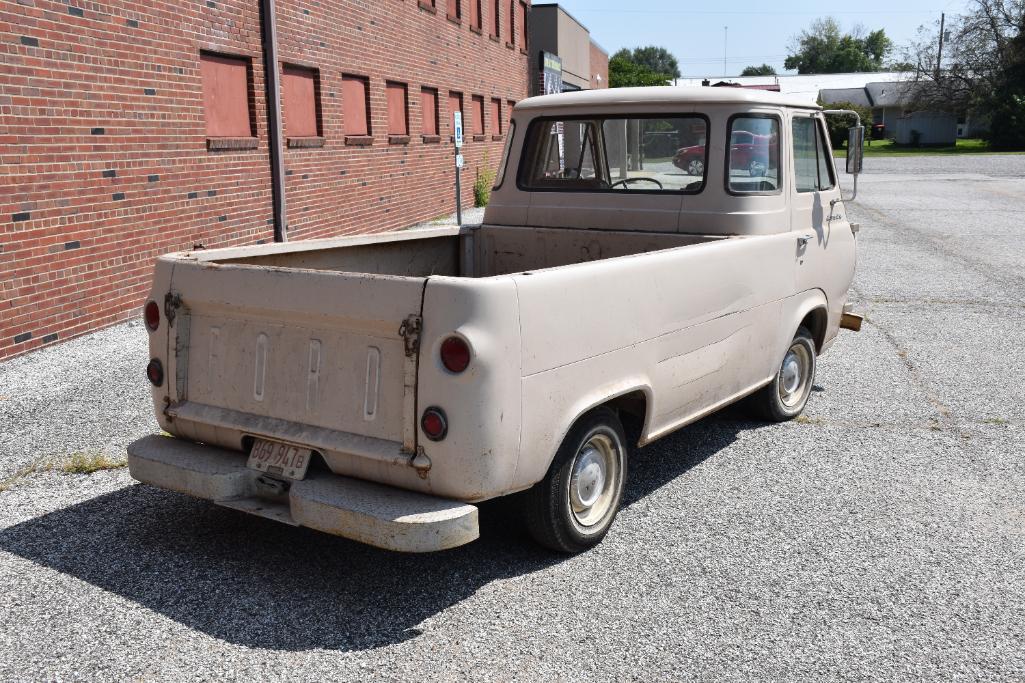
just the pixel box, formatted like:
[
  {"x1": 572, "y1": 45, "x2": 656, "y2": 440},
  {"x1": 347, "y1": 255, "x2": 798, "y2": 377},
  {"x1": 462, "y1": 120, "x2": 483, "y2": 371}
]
[{"x1": 165, "y1": 260, "x2": 424, "y2": 453}]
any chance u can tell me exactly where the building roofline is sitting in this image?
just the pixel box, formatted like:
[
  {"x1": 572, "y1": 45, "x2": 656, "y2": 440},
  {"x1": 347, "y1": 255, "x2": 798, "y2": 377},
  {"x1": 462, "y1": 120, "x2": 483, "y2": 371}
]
[{"x1": 531, "y1": 2, "x2": 590, "y2": 33}]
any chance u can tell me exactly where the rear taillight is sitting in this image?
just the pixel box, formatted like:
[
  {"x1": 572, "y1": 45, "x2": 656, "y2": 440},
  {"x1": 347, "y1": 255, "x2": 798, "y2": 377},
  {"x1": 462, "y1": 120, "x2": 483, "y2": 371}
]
[
  {"x1": 146, "y1": 358, "x2": 164, "y2": 387},
  {"x1": 440, "y1": 336, "x2": 471, "y2": 373},
  {"x1": 144, "y1": 300, "x2": 160, "y2": 332},
  {"x1": 421, "y1": 407, "x2": 448, "y2": 441}
]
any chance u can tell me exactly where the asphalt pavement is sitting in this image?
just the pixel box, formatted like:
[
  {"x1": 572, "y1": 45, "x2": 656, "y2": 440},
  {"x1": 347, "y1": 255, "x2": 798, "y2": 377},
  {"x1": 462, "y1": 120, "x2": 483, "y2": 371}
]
[{"x1": 1, "y1": 155, "x2": 1023, "y2": 680}]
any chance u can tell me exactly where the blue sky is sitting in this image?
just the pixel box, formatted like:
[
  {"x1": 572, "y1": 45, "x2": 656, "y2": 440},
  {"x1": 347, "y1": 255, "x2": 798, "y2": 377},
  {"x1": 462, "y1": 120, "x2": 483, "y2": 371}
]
[{"x1": 549, "y1": 0, "x2": 973, "y2": 78}]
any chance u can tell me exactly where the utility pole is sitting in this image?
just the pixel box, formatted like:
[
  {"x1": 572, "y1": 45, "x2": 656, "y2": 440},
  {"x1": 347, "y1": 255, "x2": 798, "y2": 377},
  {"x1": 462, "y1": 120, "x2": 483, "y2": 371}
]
[
  {"x1": 936, "y1": 12, "x2": 945, "y2": 80},
  {"x1": 723, "y1": 26, "x2": 728, "y2": 77}
]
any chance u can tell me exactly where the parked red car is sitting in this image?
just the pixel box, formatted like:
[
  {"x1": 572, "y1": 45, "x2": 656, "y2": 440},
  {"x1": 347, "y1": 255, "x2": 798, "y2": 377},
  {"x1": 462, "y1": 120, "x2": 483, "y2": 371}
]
[{"x1": 673, "y1": 130, "x2": 778, "y2": 177}]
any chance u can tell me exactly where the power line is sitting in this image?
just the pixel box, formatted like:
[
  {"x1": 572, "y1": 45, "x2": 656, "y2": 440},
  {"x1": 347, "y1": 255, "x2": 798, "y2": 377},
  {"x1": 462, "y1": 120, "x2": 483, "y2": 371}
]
[
  {"x1": 676, "y1": 54, "x2": 789, "y2": 62},
  {"x1": 569, "y1": 8, "x2": 947, "y2": 15}
]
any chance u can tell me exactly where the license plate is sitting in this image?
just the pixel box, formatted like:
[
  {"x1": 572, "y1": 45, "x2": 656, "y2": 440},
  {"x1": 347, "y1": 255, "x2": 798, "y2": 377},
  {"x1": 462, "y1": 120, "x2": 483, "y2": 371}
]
[{"x1": 247, "y1": 438, "x2": 312, "y2": 480}]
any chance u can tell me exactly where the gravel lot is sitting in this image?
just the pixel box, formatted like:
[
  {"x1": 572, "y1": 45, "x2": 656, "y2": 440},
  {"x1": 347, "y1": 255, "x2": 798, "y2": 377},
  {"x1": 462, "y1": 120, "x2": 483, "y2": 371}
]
[{"x1": 1, "y1": 155, "x2": 1024, "y2": 680}]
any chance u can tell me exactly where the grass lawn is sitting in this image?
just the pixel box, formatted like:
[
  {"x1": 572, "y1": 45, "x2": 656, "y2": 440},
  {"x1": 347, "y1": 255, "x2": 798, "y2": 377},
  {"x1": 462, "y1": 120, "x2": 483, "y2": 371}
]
[{"x1": 834, "y1": 138, "x2": 1025, "y2": 157}]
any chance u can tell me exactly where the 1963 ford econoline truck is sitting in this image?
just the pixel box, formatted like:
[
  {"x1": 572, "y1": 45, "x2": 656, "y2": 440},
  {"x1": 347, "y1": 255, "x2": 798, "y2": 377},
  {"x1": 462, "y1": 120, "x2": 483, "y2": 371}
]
[{"x1": 128, "y1": 88, "x2": 865, "y2": 553}]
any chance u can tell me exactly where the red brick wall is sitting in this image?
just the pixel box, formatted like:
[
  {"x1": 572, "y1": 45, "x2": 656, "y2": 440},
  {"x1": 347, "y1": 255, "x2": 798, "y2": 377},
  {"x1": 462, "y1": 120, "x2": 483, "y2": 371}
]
[
  {"x1": 590, "y1": 41, "x2": 608, "y2": 90},
  {"x1": 0, "y1": 0, "x2": 529, "y2": 359}
]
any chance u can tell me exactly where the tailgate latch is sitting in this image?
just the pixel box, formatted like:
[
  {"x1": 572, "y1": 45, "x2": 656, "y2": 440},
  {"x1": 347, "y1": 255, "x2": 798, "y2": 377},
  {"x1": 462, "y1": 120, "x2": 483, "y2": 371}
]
[{"x1": 398, "y1": 314, "x2": 423, "y2": 357}]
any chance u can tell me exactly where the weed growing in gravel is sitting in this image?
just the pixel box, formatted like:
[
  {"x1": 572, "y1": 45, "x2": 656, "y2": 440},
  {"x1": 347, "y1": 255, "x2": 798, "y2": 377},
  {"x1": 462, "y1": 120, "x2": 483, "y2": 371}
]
[
  {"x1": 983, "y1": 417, "x2": 1010, "y2": 425},
  {"x1": 0, "y1": 460, "x2": 52, "y2": 493},
  {"x1": 60, "y1": 452, "x2": 127, "y2": 474},
  {"x1": 0, "y1": 452, "x2": 128, "y2": 493},
  {"x1": 794, "y1": 415, "x2": 825, "y2": 425}
]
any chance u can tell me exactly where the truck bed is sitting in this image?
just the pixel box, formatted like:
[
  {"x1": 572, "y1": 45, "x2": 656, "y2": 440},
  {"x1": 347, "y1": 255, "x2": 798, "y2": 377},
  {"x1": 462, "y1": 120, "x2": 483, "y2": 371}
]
[
  {"x1": 151, "y1": 225, "x2": 732, "y2": 499},
  {"x1": 212, "y1": 225, "x2": 726, "y2": 278}
]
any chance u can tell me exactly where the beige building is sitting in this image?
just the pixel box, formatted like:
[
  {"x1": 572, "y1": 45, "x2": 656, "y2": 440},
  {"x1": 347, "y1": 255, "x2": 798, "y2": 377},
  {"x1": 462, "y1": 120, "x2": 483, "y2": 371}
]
[{"x1": 529, "y1": 3, "x2": 608, "y2": 93}]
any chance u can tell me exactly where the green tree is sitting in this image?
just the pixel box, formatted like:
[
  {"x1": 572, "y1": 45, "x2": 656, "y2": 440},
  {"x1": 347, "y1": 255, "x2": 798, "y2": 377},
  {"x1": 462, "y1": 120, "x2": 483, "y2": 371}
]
[
  {"x1": 785, "y1": 18, "x2": 893, "y2": 74},
  {"x1": 609, "y1": 53, "x2": 671, "y2": 88},
  {"x1": 905, "y1": 0, "x2": 1025, "y2": 149},
  {"x1": 741, "y1": 64, "x2": 777, "y2": 76},
  {"x1": 628, "y1": 46, "x2": 682, "y2": 80},
  {"x1": 609, "y1": 48, "x2": 676, "y2": 88},
  {"x1": 988, "y1": 24, "x2": 1025, "y2": 149}
]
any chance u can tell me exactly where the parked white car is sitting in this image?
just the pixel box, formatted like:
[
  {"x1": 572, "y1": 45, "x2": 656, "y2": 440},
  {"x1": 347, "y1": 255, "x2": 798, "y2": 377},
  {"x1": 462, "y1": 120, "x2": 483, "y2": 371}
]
[{"x1": 128, "y1": 87, "x2": 864, "y2": 553}]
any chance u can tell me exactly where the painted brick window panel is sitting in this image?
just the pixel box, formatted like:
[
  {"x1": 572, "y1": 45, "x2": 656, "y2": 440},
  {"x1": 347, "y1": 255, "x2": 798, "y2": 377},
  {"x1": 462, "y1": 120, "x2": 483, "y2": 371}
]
[
  {"x1": 200, "y1": 53, "x2": 253, "y2": 138},
  {"x1": 517, "y1": 2, "x2": 527, "y2": 50},
  {"x1": 447, "y1": 0, "x2": 461, "y2": 20},
  {"x1": 387, "y1": 82, "x2": 408, "y2": 135},
  {"x1": 490, "y1": 98, "x2": 502, "y2": 134},
  {"x1": 470, "y1": 0, "x2": 482, "y2": 30},
  {"x1": 448, "y1": 91, "x2": 463, "y2": 131},
  {"x1": 471, "y1": 95, "x2": 485, "y2": 135},
  {"x1": 508, "y1": 0, "x2": 515, "y2": 45},
  {"x1": 421, "y1": 88, "x2": 439, "y2": 135},
  {"x1": 282, "y1": 65, "x2": 318, "y2": 137},
  {"x1": 342, "y1": 75, "x2": 370, "y2": 135},
  {"x1": 489, "y1": 0, "x2": 499, "y2": 37}
]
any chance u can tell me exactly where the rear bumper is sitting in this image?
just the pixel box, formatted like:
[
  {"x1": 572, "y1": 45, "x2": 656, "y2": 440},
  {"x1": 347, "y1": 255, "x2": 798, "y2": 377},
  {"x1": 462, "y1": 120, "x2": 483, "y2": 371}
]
[{"x1": 127, "y1": 435, "x2": 479, "y2": 553}]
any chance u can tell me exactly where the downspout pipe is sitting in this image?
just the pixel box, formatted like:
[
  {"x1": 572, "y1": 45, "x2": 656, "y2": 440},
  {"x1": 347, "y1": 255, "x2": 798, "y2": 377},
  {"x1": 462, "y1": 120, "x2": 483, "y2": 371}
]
[{"x1": 260, "y1": 0, "x2": 287, "y2": 242}]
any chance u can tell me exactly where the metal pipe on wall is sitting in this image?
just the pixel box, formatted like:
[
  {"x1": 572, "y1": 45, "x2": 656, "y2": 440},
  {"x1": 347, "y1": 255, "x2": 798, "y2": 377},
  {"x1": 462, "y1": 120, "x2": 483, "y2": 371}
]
[{"x1": 260, "y1": 0, "x2": 287, "y2": 242}]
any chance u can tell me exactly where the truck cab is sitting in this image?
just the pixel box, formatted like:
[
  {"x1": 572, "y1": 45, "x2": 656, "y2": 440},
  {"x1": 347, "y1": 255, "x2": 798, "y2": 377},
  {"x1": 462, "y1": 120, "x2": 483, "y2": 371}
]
[{"x1": 127, "y1": 87, "x2": 863, "y2": 554}]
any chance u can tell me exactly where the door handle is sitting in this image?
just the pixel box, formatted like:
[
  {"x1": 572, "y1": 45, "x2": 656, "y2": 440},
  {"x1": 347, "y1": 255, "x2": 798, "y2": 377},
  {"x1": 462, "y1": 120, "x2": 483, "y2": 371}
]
[{"x1": 797, "y1": 234, "x2": 813, "y2": 247}]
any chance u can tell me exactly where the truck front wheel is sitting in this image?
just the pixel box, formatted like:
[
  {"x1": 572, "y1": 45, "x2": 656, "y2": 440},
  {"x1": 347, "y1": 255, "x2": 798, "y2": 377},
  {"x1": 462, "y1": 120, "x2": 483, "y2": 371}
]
[
  {"x1": 523, "y1": 407, "x2": 627, "y2": 553},
  {"x1": 752, "y1": 326, "x2": 817, "y2": 422}
]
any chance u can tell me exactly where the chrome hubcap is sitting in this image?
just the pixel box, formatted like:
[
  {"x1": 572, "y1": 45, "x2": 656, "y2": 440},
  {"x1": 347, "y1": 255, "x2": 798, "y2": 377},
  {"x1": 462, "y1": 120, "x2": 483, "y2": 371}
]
[
  {"x1": 781, "y1": 352, "x2": 801, "y2": 395},
  {"x1": 778, "y1": 342, "x2": 812, "y2": 408},
  {"x1": 569, "y1": 433, "x2": 620, "y2": 528},
  {"x1": 572, "y1": 447, "x2": 605, "y2": 508},
  {"x1": 689, "y1": 160, "x2": 704, "y2": 176}
]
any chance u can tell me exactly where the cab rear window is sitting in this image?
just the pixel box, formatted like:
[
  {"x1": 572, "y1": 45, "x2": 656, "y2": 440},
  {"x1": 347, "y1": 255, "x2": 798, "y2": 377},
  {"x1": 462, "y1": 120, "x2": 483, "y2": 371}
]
[{"x1": 519, "y1": 115, "x2": 708, "y2": 194}]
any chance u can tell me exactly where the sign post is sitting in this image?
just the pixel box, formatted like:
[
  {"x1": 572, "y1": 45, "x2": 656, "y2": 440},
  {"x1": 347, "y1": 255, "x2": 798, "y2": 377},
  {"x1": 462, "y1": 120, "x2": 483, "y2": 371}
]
[{"x1": 453, "y1": 111, "x2": 463, "y2": 226}]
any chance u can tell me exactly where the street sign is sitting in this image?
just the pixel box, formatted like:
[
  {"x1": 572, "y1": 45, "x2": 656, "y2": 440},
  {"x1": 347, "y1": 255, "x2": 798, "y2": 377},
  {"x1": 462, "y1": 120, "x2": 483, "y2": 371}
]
[{"x1": 453, "y1": 112, "x2": 463, "y2": 226}]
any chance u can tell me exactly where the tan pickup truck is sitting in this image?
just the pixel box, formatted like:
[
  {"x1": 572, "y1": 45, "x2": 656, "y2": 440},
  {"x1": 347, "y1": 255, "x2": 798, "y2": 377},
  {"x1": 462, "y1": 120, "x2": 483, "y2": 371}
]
[{"x1": 128, "y1": 87, "x2": 864, "y2": 554}]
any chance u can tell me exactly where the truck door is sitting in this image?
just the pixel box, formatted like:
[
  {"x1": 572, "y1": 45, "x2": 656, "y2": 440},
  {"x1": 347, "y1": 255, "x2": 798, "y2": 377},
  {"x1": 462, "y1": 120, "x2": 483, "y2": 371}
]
[{"x1": 790, "y1": 115, "x2": 856, "y2": 304}]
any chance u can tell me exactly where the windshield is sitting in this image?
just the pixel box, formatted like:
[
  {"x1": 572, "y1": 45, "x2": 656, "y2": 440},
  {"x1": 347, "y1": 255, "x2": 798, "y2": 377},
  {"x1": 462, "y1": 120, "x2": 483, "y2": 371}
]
[{"x1": 519, "y1": 115, "x2": 708, "y2": 193}]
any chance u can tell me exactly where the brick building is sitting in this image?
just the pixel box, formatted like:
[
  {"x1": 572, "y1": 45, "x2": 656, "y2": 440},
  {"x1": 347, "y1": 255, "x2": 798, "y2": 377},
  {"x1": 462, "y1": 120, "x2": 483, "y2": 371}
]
[{"x1": 0, "y1": 0, "x2": 532, "y2": 359}]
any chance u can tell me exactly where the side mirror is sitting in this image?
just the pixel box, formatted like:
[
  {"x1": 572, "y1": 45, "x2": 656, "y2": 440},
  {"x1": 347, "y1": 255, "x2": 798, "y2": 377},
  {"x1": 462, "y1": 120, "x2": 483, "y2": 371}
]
[{"x1": 846, "y1": 125, "x2": 865, "y2": 174}]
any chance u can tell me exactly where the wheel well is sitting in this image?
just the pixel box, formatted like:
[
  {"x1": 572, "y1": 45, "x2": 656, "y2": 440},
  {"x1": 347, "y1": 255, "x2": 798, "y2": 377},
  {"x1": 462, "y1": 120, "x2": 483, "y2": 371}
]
[
  {"x1": 800, "y1": 307, "x2": 828, "y2": 353},
  {"x1": 604, "y1": 390, "x2": 648, "y2": 444}
]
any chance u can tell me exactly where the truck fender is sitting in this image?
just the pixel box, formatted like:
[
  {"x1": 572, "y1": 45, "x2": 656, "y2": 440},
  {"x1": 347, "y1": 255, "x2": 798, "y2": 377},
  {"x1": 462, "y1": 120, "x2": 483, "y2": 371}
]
[
  {"x1": 781, "y1": 288, "x2": 829, "y2": 357},
  {"x1": 540, "y1": 380, "x2": 654, "y2": 476}
]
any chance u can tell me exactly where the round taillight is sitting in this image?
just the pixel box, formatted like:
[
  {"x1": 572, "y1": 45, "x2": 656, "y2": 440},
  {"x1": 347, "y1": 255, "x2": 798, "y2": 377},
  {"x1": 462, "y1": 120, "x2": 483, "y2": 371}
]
[
  {"x1": 144, "y1": 300, "x2": 160, "y2": 332},
  {"x1": 146, "y1": 358, "x2": 164, "y2": 387},
  {"x1": 421, "y1": 407, "x2": 448, "y2": 441},
  {"x1": 440, "y1": 336, "x2": 471, "y2": 373}
]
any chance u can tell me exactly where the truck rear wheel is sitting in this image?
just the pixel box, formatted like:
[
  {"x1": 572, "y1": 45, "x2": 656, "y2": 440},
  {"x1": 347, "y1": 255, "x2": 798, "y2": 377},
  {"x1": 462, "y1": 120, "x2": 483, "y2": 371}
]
[
  {"x1": 752, "y1": 326, "x2": 816, "y2": 422},
  {"x1": 523, "y1": 407, "x2": 627, "y2": 553}
]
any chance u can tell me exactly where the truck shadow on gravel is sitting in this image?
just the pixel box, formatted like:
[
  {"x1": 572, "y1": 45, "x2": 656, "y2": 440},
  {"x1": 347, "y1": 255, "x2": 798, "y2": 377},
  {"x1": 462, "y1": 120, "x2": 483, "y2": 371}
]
[{"x1": 0, "y1": 412, "x2": 756, "y2": 652}]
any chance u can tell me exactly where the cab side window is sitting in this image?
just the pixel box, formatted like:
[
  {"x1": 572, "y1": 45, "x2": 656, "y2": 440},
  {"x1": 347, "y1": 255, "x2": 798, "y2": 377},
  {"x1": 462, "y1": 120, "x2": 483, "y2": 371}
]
[
  {"x1": 726, "y1": 116, "x2": 781, "y2": 194},
  {"x1": 792, "y1": 117, "x2": 835, "y2": 193}
]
